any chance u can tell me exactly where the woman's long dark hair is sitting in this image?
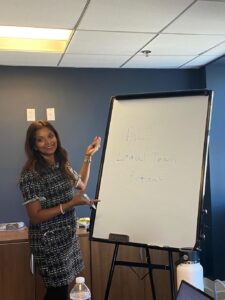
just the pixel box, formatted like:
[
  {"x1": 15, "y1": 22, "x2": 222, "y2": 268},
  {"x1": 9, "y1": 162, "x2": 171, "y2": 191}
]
[{"x1": 21, "y1": 121, "x2": 74, "y2": 181}]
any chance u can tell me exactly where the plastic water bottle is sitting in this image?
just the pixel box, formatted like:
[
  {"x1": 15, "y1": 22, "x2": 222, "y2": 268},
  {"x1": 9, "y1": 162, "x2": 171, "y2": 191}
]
[{"x1": 70, "y1": 277, "x2": 91, "y2": 300}]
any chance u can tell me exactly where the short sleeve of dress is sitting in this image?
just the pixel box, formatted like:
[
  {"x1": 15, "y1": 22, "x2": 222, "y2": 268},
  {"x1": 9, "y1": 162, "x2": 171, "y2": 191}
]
[
  {"x1": 67, "y1": 163, "x2": 81, "y2": 188},
  {"x1": 19, "y1": 171, "x2": 41, "y2": 205}
]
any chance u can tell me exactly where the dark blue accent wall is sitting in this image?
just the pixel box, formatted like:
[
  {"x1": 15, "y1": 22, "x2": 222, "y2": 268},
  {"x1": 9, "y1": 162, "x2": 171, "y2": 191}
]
[
  {"x1": 0, "y1": 66, "x2": 205, "y2": 226},
  {"x1": 205, "y1": 58, "x2": 225, "y2": 280}
]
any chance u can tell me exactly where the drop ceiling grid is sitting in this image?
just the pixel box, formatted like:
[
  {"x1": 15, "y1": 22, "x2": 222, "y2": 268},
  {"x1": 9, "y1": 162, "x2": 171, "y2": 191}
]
[
  {"x1": 0, "y1": 0, "x2": 224, "y2": 68},
  {"x1": 61, "y1": 0, "x2": 197, "y2": 67},
  {"x1": 64, "y1": 0, "x2": 225, "y2": 68}
]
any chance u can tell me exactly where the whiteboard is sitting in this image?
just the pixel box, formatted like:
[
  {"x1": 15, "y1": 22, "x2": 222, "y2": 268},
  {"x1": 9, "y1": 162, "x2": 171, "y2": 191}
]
[{"x1": 91, "y1": 91, "x2": 212, "y2": 249}]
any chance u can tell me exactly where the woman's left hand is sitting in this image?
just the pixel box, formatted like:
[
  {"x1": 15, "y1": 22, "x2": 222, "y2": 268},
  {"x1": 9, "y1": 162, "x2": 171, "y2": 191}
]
[
  {"x1": 85, "y1": 136, "x2": 101, "y2": 157},
  {"x1": 72, "y1": 193, "x2": 100, "y2": 208}
]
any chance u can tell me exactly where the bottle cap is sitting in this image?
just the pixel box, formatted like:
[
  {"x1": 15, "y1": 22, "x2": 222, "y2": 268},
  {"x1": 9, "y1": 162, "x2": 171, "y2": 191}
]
[
  {"x1": 76, "y1": 277, "x2": 85, "y2": 284},
  {"x1": 180, "y1": 248, "x2": 200, "y2": 263}
]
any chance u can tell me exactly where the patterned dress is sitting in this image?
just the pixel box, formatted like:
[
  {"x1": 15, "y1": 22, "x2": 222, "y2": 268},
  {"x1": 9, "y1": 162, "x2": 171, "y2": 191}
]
[{"x1": 19, "y1": 164, "x2": 84, "y2": 287}]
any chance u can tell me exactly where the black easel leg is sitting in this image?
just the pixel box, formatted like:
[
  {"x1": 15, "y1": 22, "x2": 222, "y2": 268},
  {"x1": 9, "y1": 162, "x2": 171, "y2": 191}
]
[
  {"x1": 104, "y1": 243, "x2": 119, "y2": 300},
  {"x1": 145, "y1": 247, "x2": 156, "y2": 300},
  {"x1": 168, "y1": 250, "x2": 176, "y2": 300}
]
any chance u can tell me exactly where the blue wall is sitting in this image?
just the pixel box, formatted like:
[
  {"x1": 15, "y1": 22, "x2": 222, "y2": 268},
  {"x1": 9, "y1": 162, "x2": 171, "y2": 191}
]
[
  {"x1": 205, "y1": 58, "x2": 225, "y2": 279},
  {"x1": 2, "y1": 62, "x2": 225, "y2": 280},
  {"x1": 0, "y1": 66, "x2": 205, "y2": 226}
]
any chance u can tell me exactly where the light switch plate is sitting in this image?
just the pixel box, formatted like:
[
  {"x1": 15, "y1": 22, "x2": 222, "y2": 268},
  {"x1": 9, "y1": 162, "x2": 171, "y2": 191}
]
[
  {"x1": 47, "y1": 108, "x2": 55, "y2": 121},
  {"x1": 27, "y1": 108, "x2": 35, "y2": 121}
]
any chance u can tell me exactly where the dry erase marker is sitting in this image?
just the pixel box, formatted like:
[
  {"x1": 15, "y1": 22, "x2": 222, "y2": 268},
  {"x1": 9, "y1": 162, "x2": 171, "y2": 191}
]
[{"x1": 83, "y1": 193, "x2": 96, "y2": 209}]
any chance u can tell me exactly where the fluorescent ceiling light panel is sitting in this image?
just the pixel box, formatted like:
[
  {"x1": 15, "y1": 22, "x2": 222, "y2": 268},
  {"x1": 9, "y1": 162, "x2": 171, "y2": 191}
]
[{"x1": 0, "y1": 26, "x2": 72, "y2": 52}]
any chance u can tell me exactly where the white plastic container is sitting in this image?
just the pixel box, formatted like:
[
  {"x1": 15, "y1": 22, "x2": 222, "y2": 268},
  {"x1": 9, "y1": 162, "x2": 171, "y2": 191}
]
[
  {"x1": 177, "y1": 261, "x2": 204, "y2": 290},
  {"x1": 176, "y1": 248, "x2": 204, "y2": 291},
  {"x1": 70, "y1": 277, "x2": 91, "y2": 300}
]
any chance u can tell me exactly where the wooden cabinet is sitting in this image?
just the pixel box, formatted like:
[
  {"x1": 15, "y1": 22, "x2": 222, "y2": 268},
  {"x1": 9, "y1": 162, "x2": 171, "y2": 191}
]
[
  {"x1": 79, "y1": 229, "x2": 92, "y2": 288},
  {"x1": 0, "y1": 228, "x2": 177, "y2": 300},
  {"x1": 0, "y1": 229, "x2": 35, "y2": 300},
  {"x1": 0, "y1": 228, "x2": 91, "y2": 300}
]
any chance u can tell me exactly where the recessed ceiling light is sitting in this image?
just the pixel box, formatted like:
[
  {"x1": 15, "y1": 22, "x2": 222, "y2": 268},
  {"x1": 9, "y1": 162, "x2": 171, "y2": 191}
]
[{"x1": 0, "y1": 26, "x2": 72, "y2": 53}]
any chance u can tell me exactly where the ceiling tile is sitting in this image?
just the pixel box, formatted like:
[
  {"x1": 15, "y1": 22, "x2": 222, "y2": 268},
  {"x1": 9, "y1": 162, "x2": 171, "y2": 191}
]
[
  {"x1": 181, "y1": 55, "x2": 220, "y2": 68},
  {"x1": 79, "y1": 0, "x2": 194, "y2": 32},
  {"x1": 0, "y1": 0, "x2": 87, "y2": 28},
  {"x1": 164, "y1": 1, "x2": 225, "y2": 34},
  {"x1": 203, "y1": 40, "x2": 225, "y2": 55},
  {"x1": 123, "y1": 54, "x2": 196, "y2": 68},
  {"x1": 60, "y1": 53, "x2": 130, "y2": 68},
  {"x1": 0, "y1": 51, "x2": 61, "y2": 66},
  {"x1": 67, "y1": 30, "x2": 156, "y2": 55},
  {"x1": 142, "y1": 33, "x2": 225, "y2": 55}
]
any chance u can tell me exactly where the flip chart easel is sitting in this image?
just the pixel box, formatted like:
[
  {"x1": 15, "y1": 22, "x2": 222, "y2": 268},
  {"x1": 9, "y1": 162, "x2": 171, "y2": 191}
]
[
  {"x1": 101, "y1": 238, "x2": 179, "y2": 300},
  {"x1": 90, "y1": 90, "x2": 213, "y2": 299}
]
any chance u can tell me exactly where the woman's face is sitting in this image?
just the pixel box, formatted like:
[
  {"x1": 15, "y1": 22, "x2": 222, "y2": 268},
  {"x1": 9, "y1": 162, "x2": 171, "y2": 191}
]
[{"x1": 34, "y1": 127, "x2": 57, "y2": 158}]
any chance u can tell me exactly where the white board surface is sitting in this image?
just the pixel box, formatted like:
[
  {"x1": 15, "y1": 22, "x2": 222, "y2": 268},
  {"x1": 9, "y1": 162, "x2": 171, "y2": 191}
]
[{"x1": 92, "y1": 92, "x2": 211, "y2": 248}]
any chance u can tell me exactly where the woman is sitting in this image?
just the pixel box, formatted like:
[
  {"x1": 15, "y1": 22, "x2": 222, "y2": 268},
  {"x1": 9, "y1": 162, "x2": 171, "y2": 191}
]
[{"x1": 19, "y1": 120, "x2": 101, "y2": 300}]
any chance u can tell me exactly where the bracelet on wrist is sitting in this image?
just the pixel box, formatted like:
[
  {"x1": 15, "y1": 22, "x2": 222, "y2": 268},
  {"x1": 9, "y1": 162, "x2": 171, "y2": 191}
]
[
  {"x1": 84, "y1": 155, "x2": 92, "y2": 163},
  {"x1": 59, "y1": 203, "x2": 65, "y2": 215}
]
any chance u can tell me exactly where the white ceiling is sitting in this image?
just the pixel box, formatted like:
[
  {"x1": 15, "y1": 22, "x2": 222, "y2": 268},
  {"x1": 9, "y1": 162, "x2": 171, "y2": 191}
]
[{"x1": 0, "y1": 0, "x2": 225, "y2": 69}]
